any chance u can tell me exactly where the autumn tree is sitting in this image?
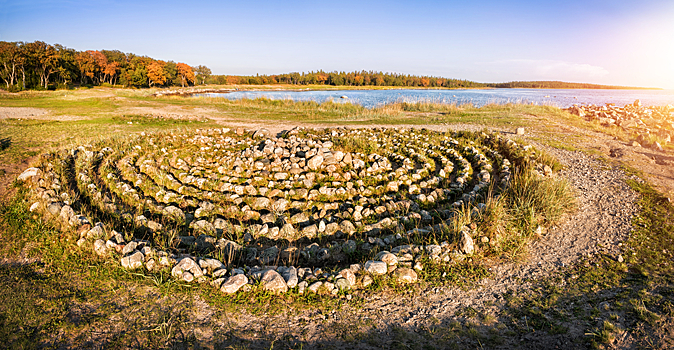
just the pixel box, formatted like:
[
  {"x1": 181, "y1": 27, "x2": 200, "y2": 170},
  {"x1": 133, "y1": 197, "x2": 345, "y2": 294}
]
[
  {"x1": 194, "y1": 65, "x2": 211, "y2": 85},
  {"x1": 147, "y1": 60, "x2": 166, "y2": 87},
  {"x1": 25, "y1": 41, "x2": 59, "y2": 89},
  {"x1": 176, "y1": 63, "x2": 194, "y2": 87},
  {"x1": 103, "y1": 61, "x2": 119, "y2": 84},
  {"x1": 0, "y1": 41, "x2": 21, "y2": 88},
  {"x1": 75, "y1": 51, "x2": 96, "y2": 84},
  {"x1": 317, "y1": 72, "x2": 328, "y2": 84},
  {"x1": 101, "y1": 50, "x2": 127, "y2": 85},
  {"x1": 54, "y1": 44, "x2": 77, "y2": 86},
  {"x1": 88, "y1": 50, "x2": 109, "y2": 84}
]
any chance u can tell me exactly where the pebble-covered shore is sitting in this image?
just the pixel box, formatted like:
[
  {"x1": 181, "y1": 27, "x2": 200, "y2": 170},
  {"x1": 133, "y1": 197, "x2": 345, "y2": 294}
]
[{"x1": 567, "y1": 100, "x2": 673, "y2": 151}]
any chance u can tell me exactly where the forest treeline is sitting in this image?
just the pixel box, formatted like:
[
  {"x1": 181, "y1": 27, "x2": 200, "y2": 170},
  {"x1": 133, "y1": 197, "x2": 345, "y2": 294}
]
[
  {"x1": 1, "y1": 40, "x2": 649, "y2": 91},
  {"x1": 0, "y1": 41, "x2": 212, "y2": 91},
  {"x1": 216, "y1": 74, "x2": 649, "y2": 89},
  {"x1": 210, "y1": 71, "x2": 484, "y2": 88},
  {"x1": 488, "y1": 81, "x2": 652, "y2": 89}
]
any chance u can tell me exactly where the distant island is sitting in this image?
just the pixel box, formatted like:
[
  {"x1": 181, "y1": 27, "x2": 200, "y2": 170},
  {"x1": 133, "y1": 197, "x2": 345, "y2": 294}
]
[
  {"x1": 0, "y1": 40, "x2": 659, "y2": 91},
  {"x1": 486, "y1": 81, "x2": 658, "y2": 90},
  {"x1": 215, "y1": 73, "x2": 658, "y2": 90}
]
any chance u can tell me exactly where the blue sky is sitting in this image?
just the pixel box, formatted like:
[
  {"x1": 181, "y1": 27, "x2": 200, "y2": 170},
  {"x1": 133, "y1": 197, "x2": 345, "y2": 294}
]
[{"x1": 2, "y1": 0, "x2": 673, "y2": 88}]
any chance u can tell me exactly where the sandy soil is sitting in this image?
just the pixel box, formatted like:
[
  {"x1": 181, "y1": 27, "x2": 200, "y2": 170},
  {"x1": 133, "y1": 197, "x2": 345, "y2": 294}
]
[{"x1": 0, "y1": 107, "x2": 89, "y2": 121}]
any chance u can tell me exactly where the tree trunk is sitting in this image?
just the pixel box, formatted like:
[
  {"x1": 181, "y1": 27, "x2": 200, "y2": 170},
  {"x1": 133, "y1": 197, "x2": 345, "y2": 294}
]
[
  {"x1": 10, "y1": 64, "x2": 15, "y2": 86},
  {"x1": 1, "y1": 62, "x2": 8, "y2": 88}
]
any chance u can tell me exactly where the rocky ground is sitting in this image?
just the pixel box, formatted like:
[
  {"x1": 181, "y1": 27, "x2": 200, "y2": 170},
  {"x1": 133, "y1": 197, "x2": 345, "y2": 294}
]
[
  {"x1": 28, "y1": 143, "x2": 642, "y2": 350},
  {"x1": 191, "y1": 147, "x2": 642, "y2": 349},
  {"x1": 2, "y1": 105, "x2": 673, "y2": 349}
]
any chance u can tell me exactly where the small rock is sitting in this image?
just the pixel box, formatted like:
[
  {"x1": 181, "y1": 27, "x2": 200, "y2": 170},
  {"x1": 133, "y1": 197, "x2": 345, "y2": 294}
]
[
  {"x1": 297, "y1": 280, "x2": 308, "y2": 294},
  {"x1": 339, "y1": 220, "x2": 356, "y2": 235},
  {"x1": 361, "y1": 275, "x2": 373, "y2": 287},
  {"x1": 278, "y1": 266, "x2": 299, "y2": 288},
  {"x1": 459, "y1": 228, "x2": 474, "y2": 255},
  {"x1": 308, "y1": 281, "x2": 323, "y2": 293},
  {"x1": 307, "y1": 154, "x2": 324, "y2": 170},
  {"x1": 375, "y1": 251, "x2": 398, "y2": 266},
  {"x1": 393, "y1": 267, "x2": 418, "y2": 283},
  {"x1": 182, "y1": 271, "x2": 195, "y2": 282},
  {"x1": 338, "y1": 269, "x2": 356, "y2": 287},
  {"x1": 17, "y1": 167, "x2": 42, "y2": 183},
  {"x1": 122, "y1": 241, "x2": 138, "y2": 255},
  {"x1": 120, "y1": 251, "x2": 144, "y2": 269},
  {"x1": 172, "y1": 257, "x2": 203, "y2": 280},
  {"x1": 364, "y1": 260, "x2": 388, "y2": 275},
  {"x1": 221, "y1": 274, "x2": 249, "y2": 294},
  {"x1": 323, "y1": 281, "x2": 335, "y2": 293},
  {"x1": 93, "y1": 239, "x2": 107, "y2": 256},
  {"x1": 335, "y1": 278, "x2": 350, "y2": 290},
  {"x1": 29, "y1": 202, "x2": 40, "y2": 212},
  {"x1": 260, "y1": 269, "x2": 288, "y2": 293}
]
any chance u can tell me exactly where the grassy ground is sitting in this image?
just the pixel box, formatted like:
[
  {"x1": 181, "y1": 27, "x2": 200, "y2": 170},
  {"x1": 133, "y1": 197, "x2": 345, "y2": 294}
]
[{"x1": 1, "y1": 87, "x2": 673, "y2": 349}]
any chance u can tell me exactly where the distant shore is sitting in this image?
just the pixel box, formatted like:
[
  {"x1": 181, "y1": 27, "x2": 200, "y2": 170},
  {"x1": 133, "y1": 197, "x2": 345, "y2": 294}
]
[{"x1": 154, "y1": 84, "x2": 663, "y2": 97}]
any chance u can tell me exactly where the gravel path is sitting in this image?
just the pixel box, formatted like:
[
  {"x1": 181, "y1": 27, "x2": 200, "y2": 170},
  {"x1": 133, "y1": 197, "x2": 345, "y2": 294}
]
[{"x1": 0, "y1": 107, "x2": 88, "y2": 121}]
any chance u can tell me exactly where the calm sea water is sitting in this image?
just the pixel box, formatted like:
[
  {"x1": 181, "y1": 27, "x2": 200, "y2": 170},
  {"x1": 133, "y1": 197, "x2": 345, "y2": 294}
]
[{"x1": 195, "y1": 88, "x2": 674, "y2": 109}]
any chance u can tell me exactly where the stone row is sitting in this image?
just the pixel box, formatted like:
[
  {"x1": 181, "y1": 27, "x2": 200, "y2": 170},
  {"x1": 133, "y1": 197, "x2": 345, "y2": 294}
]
[{"x1": 14, "y1": 127, "x2": 554, "y2": 296}]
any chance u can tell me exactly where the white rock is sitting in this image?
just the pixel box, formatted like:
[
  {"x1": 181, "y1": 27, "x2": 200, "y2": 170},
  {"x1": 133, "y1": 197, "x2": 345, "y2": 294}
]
[
  {"x1": 220, "y1": 274, "x2": 249, "y2": 294},
  {"x1": 307, "y1": 154, "x2": 324, "y2": 170},
  {"x1": 93, "y1": 239, "x2": 107, "y2": 256},
  {"x1": 364, "y1": 260, "x2": 388, "y2": 275},
  {"x1": 172, "y1": 257, "x2": 203, "y2": 280},
  {"x1": 121, "y1": 251, "x2": 144, "y2": 269},
  {"x1": 17, "y1": 167, "x2": 41, "y2": 183},
  {"x1": 338, "y1": 269, "x2": 356, "y2": 287},
  {"x1": 29, "y1": 202, "x2": 40, "y2": 212},
  {"x1": 308, "y1": 281, "x2": 323, "y2": 293},
  {"x1": 393, "y1": 267, "x2": 418, "y2": 283}
]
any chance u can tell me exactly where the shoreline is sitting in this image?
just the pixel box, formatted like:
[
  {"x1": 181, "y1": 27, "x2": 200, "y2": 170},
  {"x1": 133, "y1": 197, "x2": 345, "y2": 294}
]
[{"x1": 154, "y1": 84, "x2": 665, "y2": 98}]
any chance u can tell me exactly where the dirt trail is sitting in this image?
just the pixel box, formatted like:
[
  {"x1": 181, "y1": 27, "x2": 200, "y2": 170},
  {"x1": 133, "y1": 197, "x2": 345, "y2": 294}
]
[{"x1": 0, "y1": 107, "x2": 89, "y2": 121}]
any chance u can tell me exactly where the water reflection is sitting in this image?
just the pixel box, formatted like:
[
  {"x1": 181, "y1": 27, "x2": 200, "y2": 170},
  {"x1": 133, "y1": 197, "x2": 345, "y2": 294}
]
[{"x1": 195, "y1": 88, "x2": 674, "y2": 108}]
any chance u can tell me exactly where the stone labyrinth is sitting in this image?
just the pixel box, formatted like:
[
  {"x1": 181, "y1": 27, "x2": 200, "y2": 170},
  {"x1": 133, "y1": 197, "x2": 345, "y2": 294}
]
[{"x1": 18, "y1": 127, "x2": 549, "y2": 295}]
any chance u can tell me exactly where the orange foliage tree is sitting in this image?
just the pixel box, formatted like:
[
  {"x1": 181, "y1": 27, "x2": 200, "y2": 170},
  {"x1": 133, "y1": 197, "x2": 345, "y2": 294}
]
[
  {"x1": 103, "y1": 61, "x2": 120, "y2": 84},
  {"x1": 147, "y1": 60, "x2": 166, "y2": 87},
  {"x1": 176, "y1": 63, "x2": 194, "y2": 87},
  {"x1": 75, "y1": 51, "x2": 95, "y2": 84}
]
